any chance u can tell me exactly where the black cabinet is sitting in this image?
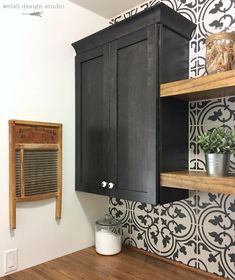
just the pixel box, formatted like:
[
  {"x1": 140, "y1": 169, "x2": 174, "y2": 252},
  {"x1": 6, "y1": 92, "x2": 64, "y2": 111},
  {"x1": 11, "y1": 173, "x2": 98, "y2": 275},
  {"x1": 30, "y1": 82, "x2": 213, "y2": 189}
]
[
  {"x1": 75, "y1": 46, "x2": 110, "y2": 196},
  {"x1": 108, "y1": 26, "x2": 158, "y2": 203},
  {"x1": 72, "y1": 3, "x2": 196, "y2": 204}
]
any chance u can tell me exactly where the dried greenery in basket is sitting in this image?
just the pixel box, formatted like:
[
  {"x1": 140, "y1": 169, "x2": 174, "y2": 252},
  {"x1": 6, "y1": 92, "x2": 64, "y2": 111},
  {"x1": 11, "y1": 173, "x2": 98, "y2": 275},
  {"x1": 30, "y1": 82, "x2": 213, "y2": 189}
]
[{"x1": 198, "y1": 127, "x2": 235, "y2": 154}]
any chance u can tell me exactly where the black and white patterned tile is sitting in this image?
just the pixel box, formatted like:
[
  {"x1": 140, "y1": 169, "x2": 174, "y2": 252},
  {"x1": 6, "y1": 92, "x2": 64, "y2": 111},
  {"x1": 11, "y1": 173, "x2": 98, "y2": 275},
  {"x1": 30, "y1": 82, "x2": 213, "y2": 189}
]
[
  {"x1": 130, "y1": 202, "x2": 162, "y2": 253},
  {"x1": 197, "y1": 98, "x2": 235, "y2": 129},
  {"x1": 198, "y1": 1, "x2": 224, "y2": 30},
  {"x1": 109, "y1": 0, "x2": 235, "y2": 278},
  {"x1": 188, "y1": 97, "x2": 235, "y2": 172},
  {"x1": 109, "y1": 197, "x2": 132, "y2": 245},
  {"x1": 197, "y1": 0, "x2": 235, "y2": 72},
  {"x1": 189, "y1": 102, "x2": 197, "y2": 126},
  {"x1": 197, "y1": 192, "x2": 235, "y2": 279},
  {"x1": 109, "y1": 0, "x2": 161, "y2": 24},
  {"x1": 196, "y1": 97, "x2": 235, "y2": 172},
  {"x1": 161, "y1": 0, "x2": 197, "y2": 22},
  {"x1": 198, "y1": 0, "x2": 235, "y2": 34},
  {"x1": 189, "y1": 101, "x2": 198, "y2": 170},
  {"x1": 159, "y1": 198, "x2": 198, "y2": 267},
  {"x1": 189, "y1": 125, "x2": 198, "y2": 170}
]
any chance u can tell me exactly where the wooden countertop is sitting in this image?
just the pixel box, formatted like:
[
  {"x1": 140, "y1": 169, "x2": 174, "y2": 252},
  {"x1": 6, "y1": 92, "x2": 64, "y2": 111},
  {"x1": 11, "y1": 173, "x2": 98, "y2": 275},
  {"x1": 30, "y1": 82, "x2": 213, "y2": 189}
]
[{"x1": 1, "y1": 246, "x2": 225, "y2": 280}]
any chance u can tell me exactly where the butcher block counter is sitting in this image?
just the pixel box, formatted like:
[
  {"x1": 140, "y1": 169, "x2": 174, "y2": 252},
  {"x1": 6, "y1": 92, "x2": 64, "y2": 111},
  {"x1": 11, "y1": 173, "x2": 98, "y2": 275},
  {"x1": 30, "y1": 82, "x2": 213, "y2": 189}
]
[{"x1": 1, "y1": 247, "x2": 225, "y2": 280}]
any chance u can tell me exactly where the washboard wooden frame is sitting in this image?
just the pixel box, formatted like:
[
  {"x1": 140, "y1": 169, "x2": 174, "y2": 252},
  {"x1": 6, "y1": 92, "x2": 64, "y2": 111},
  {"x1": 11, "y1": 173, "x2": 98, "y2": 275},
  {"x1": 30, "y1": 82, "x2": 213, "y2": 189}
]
[{"x1": 9, "y1": 120, "x2": 62, "y2": 229}]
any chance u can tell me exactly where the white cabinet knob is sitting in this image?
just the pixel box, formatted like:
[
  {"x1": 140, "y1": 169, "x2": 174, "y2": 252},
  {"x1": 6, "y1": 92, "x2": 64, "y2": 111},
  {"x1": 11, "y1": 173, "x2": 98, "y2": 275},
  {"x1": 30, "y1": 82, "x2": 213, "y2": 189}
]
[
  {"x1": 108, "y1": 182, "x2": 115, "y2": 189},
  {"x1": 101, "y1": 181, "x2": 108, "y2": 188}
]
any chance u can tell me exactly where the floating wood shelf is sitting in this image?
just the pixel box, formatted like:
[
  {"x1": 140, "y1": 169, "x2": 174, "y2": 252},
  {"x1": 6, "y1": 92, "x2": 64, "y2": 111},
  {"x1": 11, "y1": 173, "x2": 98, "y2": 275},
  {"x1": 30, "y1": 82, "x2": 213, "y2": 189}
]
[
  {"x1": 160, "y1": 69, "x2": 235, "y2": 101},
  {"x1": 160, "y1": 71, "x2": 235, "y2": 195},
  {"x1": 160, "y1": 171, "x2": 235, "y2": 195}
]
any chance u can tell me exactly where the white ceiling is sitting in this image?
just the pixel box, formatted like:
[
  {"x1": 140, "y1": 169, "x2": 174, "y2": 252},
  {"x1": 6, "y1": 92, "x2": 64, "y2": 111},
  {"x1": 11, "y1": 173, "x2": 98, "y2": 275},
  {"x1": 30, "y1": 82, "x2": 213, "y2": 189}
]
[{"x1": 70, "y1": 0, "x2": 145, "y2": 19}]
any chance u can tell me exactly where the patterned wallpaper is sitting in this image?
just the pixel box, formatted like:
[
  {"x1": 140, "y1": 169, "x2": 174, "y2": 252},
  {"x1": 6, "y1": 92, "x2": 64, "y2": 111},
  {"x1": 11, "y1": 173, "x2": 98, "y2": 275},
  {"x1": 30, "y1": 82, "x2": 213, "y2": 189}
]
[{"x1": 109, "y1": 1, "x2": 235, "y2": 279}]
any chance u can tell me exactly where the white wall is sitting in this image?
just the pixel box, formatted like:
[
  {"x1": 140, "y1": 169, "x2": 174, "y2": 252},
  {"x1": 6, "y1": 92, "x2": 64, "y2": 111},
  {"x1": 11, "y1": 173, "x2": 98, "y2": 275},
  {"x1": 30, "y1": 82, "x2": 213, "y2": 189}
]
[{"x1": 0, "y1": 0, "x2": 109, "y2": 276}]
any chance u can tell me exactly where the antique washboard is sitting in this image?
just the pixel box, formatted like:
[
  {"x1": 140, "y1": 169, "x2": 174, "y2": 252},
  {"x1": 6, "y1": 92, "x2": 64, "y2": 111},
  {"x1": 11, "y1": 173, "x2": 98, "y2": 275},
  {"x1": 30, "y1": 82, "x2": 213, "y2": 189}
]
[{"x1": 9, "y1": 120, "x2": 62, "y2": 229}]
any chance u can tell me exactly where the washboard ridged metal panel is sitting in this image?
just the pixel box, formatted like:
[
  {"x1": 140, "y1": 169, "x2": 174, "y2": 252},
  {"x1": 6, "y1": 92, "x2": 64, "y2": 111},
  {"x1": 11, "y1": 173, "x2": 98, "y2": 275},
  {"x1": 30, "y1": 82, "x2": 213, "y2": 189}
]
[{"x1": 9, "y1": 120, "x2": 62, "y2": 229}]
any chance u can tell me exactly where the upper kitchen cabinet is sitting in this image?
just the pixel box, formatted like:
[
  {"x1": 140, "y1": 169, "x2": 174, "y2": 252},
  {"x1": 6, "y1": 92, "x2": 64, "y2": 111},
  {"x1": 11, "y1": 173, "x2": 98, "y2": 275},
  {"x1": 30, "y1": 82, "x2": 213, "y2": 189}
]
[
  {"x1": 108, "y1": 26, "x2": 157, "y2": 203},
  {"x1": 72, "y1": 3, "x2": 196, "y2": 204},
  {"x1": 73, "y1": 45, "x2": 110, "y2": 196}
]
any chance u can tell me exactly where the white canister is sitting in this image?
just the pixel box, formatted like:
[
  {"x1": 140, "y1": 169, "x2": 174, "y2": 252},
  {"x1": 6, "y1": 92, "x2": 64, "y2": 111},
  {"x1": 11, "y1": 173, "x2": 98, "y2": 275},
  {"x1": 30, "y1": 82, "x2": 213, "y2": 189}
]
[{"x1": 95, "y1": 214, "x2": 122, "y2": 255}]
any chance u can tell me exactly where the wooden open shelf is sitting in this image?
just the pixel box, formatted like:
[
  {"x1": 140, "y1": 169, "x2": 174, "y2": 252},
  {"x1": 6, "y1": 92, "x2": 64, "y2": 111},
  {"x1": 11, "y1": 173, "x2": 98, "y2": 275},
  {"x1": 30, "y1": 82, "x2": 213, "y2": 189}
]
[
  {"x1": 160, "y1": 171, "x2": 235, "y2": 195},
  {"x1": 160, "y1": 71, "x2": 235, "y2": 195},
  {"x1": 160, "y1": 69, "x2": 235, "y2": 101}
]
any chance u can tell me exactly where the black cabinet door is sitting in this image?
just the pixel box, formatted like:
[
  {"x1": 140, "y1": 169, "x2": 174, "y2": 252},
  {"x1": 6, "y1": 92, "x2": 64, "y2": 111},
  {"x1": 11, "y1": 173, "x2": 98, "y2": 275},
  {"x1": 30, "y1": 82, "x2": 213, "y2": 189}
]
[
  {"x1": 75, "y1": 46, "x2": 110, "y2": 195},
  {"x1": 109, "y1": 26, "x2": 159, "y2": 204}
]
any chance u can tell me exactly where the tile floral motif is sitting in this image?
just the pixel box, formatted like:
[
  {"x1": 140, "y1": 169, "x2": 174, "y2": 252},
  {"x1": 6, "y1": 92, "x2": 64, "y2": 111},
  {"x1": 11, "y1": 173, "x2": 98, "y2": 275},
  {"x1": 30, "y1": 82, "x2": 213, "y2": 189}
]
[
  {"x1": 197, "y1": 192, "x2": 235, "y2": 279},
  {"x1": 109, "y1": 197, "x2": 132, "y2": 245},
  {"x1": 196, "y1": 0, "x2": 235, "y2": 71},
  {"x1": 161, "y1": 0, "x2": 197, "y2": 23},
  {"x1": 188, "y1": 97, "x2": 235, "y2": 172},
  {"x1": 109, "y1": 0, "x2": 235, "y2": 279},
  {"x1": 109, "y1": 197, "x2": 133, "y2": 211},
  {"x1": 196, "y1": 98, "x2": 235, "y2": 172},
  {"x1": 130, "y1": 204, "x2": 161, "y2": 254},
  {"x1": 139, "y1": 0, "x2": 162, "y2": 10},
  {"x1": 159, "y1": 198, "x2": 198, "y2": 267},
  {"x1": 197, "y1": 98, "x2": 235, "y2": 129},
  {"x1": 189, "y1": 101, "x2": 197, "y2": 127},
  {"x1": 109, "y1": 0, "x2": 161, "y2": 24},
  {"x1": 198, "y1": 0, "x2": 235, "y2": 33},
  {"x1": 131, "y1": 202, "x2": 162, "y2": 253}
]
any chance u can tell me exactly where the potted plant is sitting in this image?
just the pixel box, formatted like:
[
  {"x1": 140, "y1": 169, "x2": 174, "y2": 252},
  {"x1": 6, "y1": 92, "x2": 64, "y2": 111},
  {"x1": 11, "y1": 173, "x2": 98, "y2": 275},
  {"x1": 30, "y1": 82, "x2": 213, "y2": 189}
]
[{"x1": 198, "y1": 127, "x2": 235, "y2": 176}]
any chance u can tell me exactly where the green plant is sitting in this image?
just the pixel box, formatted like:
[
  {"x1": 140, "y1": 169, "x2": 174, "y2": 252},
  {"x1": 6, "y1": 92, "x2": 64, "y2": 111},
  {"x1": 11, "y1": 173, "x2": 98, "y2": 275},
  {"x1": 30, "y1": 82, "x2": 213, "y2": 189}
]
[{"x1": 198, "y1": 127, "x2": 235, "y2": 154}]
